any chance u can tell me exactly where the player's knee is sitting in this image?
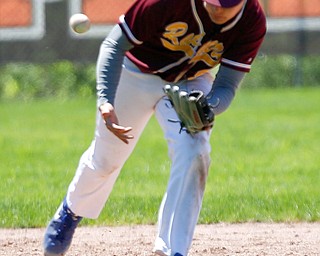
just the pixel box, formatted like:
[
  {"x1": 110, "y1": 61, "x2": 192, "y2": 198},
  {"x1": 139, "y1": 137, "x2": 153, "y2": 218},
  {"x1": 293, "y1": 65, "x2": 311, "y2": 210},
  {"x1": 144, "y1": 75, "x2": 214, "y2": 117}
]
[
  {"x1": 174, "y1": 137, "x2": 211, "y2": 186},
  {"x1": 89, "y1": 153, "x2": 125, "y2": 177},
  {"x1": 193, "y1": 149, "x2": 210, "y2": 182},
  {"x1": 193, "y1": 134, "x2": 211, "y2": 171},
  {"x1": 96, "y1": 163, "x2": 122, "y2": 177},
  {"x1": 89, "y1": 156, "x2": 122, "y2": 177}
]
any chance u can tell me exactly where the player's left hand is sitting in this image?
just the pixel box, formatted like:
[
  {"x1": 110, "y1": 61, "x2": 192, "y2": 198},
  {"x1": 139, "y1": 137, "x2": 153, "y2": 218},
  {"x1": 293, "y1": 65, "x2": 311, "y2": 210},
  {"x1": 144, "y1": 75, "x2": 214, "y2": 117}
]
[
  {"x1": 99, "y1": 102, "x2": 134, "y2": 144},
  {"x1": 164, "y1": 85, "x2": 215, "y2": 134}
]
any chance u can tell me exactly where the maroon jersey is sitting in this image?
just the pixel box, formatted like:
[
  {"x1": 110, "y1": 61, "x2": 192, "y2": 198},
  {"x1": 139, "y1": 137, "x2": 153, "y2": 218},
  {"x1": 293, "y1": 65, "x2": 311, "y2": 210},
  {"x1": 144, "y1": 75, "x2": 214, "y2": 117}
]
[{"x1": 119, "y1": 0, "x2": 266, "y2": 82}]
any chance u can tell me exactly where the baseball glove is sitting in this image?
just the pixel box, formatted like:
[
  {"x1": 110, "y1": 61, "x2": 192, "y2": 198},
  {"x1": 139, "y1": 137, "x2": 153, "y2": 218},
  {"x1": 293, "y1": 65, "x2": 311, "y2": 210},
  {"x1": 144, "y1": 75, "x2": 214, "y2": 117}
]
[{"x1": 164, "y1": 84, "x2": 215, "y2": 134}]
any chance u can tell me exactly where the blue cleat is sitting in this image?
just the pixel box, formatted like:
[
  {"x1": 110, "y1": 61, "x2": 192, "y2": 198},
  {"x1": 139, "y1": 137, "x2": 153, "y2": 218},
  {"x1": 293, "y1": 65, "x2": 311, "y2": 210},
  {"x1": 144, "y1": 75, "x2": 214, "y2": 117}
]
[
  {"x1": 43, "y1": 199, "x2": 82, "y2": 256},
  {"x1": 174, "y1": 254, "x2": 183, "y2": 256}
]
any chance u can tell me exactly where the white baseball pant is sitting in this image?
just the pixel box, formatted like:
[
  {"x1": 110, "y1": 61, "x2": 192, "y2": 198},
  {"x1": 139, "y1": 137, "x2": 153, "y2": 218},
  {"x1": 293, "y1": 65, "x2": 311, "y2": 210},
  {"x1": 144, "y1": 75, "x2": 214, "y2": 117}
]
[{"x1": 65, "y1": 58, "x2": 213, "y2": 256}]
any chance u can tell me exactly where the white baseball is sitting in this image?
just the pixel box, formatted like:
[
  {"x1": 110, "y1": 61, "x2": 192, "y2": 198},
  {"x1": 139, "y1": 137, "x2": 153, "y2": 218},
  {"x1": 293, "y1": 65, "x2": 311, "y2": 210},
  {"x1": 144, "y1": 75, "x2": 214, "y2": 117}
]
[{"x1": 69, "y1": 13, "x2": 91, "y2": 34}]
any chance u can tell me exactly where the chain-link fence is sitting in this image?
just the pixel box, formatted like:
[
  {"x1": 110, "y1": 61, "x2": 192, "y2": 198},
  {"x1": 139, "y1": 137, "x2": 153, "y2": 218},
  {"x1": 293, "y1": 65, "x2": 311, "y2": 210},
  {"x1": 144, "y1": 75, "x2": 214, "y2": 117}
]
[{"x1": 0, "y1": 0, "x2": 319, "y2": 88}]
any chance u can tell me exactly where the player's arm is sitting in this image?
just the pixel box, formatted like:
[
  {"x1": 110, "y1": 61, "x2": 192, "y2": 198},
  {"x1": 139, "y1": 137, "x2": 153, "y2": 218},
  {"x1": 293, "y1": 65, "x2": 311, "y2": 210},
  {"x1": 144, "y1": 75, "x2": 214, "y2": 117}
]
[
  {"x1": 206, "y1": 66, "x2": 246, "y2": 115},
  {"x1": 96, "y1": 24, "x2": 133, "y2": 106},
  {"x1": 207, "y1": 5, "x2": 266, "y2": 115},
  {"x1": 96, "y1": 24, "x2": 134, "y2": 144}
]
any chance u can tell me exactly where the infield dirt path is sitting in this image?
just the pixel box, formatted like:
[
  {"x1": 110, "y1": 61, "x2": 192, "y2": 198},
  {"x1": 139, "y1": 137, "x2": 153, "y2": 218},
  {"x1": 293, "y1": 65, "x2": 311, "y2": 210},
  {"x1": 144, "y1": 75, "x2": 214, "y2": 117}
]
[{"x1": 1, "y1": 223, "x2": 320, "y2": 255}]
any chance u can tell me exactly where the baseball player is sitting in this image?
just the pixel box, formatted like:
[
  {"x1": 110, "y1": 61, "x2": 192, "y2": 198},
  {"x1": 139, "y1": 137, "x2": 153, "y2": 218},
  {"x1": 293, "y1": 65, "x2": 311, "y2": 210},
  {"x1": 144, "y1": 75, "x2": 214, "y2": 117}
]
[{"x1": 43, "y1": 0, "x2": 266, "y2": 255}]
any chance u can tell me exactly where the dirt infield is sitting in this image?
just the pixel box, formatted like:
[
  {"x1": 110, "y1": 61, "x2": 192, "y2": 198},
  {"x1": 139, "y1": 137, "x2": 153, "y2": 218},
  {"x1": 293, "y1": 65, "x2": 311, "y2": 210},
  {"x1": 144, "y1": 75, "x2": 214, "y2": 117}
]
[{"x1": 1, "y1": 223, "x2": 319, "y2": 255}]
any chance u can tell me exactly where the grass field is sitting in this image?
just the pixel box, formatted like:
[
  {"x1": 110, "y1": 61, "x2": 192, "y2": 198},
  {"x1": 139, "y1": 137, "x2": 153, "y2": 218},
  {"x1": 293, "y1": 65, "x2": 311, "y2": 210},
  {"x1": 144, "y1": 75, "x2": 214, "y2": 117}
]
[{"x1": 0, "y1": 87, "x2": 319, "y2": 228}]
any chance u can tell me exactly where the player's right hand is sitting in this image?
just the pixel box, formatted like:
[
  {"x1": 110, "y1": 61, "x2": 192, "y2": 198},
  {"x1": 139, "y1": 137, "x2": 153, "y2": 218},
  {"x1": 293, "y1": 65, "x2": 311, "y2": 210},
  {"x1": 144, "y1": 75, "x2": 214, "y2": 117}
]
[{"x1": 99, "y1": 103, "x2": 134, "y2": 144}]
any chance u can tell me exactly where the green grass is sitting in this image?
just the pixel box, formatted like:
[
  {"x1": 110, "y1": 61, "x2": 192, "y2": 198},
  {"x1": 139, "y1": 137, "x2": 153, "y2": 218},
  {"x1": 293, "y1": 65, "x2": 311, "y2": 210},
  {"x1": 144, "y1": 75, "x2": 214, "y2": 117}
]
[{"x1": 0, "y1": 87, "x2": 319, "y2": 228}]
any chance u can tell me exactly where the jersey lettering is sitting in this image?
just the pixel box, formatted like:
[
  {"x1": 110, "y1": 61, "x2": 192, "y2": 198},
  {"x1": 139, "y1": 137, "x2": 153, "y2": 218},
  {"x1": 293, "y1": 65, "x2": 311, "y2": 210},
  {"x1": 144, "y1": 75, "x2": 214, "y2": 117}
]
[
  {"x1": 189, "y1": 40, "x2": 223, "y2": 67},
  {"x1": 161, "y1": 22, "x2": 224, "y2": 73},
  {"x1": 161, "y1": 22, "x2": 204, "y2": 58}
]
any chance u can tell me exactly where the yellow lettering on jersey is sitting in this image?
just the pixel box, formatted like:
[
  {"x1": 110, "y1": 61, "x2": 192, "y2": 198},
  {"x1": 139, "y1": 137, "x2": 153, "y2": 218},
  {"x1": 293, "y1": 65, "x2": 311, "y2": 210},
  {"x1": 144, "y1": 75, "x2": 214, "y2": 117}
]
[
  {"x1": 161, "y1": 22, "x2": 224, "y2": 69},
  {"x1": 161, "y1": 22, "x2": 205, "y2": 57},
  {"x1": 162, "y1": 22, "x2": 188, "y2": 45},
  {"x1": 189, "y1": 40, "x2": 223, "y2": 66},
  {"x1": 161, "y1": 22, "x2": 225, "y2": 81}
]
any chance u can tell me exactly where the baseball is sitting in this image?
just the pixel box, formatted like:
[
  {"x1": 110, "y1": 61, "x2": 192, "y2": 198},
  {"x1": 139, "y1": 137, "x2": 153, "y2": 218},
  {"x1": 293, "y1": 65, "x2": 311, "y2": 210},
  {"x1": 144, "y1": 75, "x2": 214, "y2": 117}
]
[{"x1": 69, "y1": 13, "x2": 91, "y2": 34}]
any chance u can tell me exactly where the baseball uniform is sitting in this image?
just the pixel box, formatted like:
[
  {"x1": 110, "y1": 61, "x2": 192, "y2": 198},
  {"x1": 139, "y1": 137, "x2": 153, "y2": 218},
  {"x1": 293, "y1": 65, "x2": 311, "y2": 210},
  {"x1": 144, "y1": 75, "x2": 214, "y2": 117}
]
[{"x1": 44, "y1": 0, "x2": 266, "y2": 255}]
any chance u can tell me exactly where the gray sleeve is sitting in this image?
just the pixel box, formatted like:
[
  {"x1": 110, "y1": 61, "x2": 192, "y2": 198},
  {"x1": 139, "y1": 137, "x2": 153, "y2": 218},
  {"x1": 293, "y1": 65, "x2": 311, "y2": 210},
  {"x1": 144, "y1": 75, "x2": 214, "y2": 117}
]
[
  {"x1": 96, "y1": 24, "x2": 134, "y2": 107},
  {"x1": 207, "y1": 66, "x2": 246, "y2": 115}
]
